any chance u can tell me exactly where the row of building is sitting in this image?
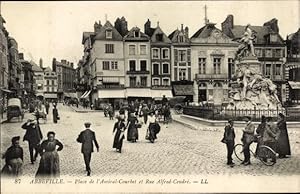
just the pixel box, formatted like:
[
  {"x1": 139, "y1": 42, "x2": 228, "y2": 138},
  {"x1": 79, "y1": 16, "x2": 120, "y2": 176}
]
[
  {"x1": 0, "y1": 14, "x2": 76, "y2": 118},
  {"x1": 76, "y1": 15, "x2": 300, "y2": 108}
]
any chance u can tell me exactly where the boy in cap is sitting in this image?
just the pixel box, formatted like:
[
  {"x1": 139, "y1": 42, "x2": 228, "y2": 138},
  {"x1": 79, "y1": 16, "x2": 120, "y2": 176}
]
[{"x1": 77, "y1": 122, "x2": 99, "y2": 176}]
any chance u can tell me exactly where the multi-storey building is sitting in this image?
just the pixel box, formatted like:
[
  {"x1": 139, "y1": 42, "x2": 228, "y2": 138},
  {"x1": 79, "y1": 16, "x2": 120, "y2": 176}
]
[
  {"x1": 8, "y1": 37, "x2": 22, "y2": 97},
  {"x1": 52, "y1": 58, "x2": 76, "y2": 100},
  {"x1": 124, "y1": 27, "x2": 152, "y2": 102},
  {"x1": 222, "y1": 15, "x2": 286, "y2": 103},
  {"x1": 43, "y1": 67, "x2": 58, "y2": 100},
  {"x1": 31, "y1": 59, "x2": 44, "y2": 99},
  {"x1": 144, "y1": 19, "x2": 173, "y2": 99},
  {"x1": 191, "y1": 22, "x2": 238, "y2": 105},
  {"x1": 286, "y1": 28, "x2": 300, "y2": 104},
  {"x1": 88, "y1": 20, "x2": 125, "y2": 107},
  {"x1": 169, "y1": 24, "x2": 194, "y2": 101},
  {"x1": 19, "y1": 53, "x2": 34, "y2": 106}
]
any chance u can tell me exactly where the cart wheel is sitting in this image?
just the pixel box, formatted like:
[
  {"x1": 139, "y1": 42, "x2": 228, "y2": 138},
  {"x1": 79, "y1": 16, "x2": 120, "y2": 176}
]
[
  {"x1": 234, "y1": 144, "x2": 244, "y2": 161},
  {"x1": 258, "y1": 145, "x2": 276, "y2": 166}
]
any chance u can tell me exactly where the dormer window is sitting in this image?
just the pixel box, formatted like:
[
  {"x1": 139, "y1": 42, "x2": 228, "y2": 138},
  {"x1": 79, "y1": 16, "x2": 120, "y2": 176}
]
[
  {"x1": 156, "y1": 34, "x2": 163, "y2": 41},
  {"x1": 134, "y1": 31, "x2": 140, "y2": 38},
  {"x1": 270, "y1": 34, "x2": 277, "y2": 43},
  {"x1": 179, "y1": 35, "x2": 184, "y2": 43},
  {"x1": 106, "y1": 30, "x2": 112, "y2": 39}
]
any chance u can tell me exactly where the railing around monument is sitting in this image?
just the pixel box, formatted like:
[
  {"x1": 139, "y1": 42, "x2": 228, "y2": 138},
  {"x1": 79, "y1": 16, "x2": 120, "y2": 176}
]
[{"x1": 182, "y1": 105, "x2": 291, "y2": 121}]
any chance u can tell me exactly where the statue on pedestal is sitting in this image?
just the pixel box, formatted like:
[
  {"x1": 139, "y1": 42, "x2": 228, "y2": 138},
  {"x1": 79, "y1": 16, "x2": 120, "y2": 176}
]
[{"x1": 234, "y1": 24, "x2": 256, "y2": 61}]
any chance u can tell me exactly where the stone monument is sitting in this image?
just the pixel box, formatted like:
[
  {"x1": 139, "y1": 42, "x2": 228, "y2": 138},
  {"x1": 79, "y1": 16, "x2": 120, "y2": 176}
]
[{"x1": 227, "y1": 25, "x2": 282, "y2": 111}]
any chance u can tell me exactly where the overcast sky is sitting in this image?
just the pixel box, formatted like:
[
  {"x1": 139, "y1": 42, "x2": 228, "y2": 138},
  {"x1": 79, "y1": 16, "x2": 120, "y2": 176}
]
[{"x1": 1, "y1": 1, "x2": 299, "y2": 68}]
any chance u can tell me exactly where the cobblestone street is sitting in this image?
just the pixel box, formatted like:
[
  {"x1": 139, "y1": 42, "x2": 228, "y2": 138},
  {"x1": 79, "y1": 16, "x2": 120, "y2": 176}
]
[{"x1": 1, "y1": 104, "x2": 300, "y2": 177}]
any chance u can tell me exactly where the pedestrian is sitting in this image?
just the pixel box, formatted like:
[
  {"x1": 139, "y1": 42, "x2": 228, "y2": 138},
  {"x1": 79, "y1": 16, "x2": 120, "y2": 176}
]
[
  {"x1": 241, "y1": 116, "x2": 255, "y2": 165},
  {"x1": 255, "y1": 115, "x2": 267, "y2": 155},
  {"x1": 276, "y1": 113, "x2": 291, "y2": 158},
  {"x1": 142, "y1": 104, "x2": 149, "y2": 124},
  {"x1": 1, "y1": 136, "x2": 23, "y2": 177},
  {"x1": 36, "y1": 131, "x2": 63, "y2": 178},
  {"x1": 126, "y1": 112, "x2": 139, "y2": 143},
  {"x1": 221, "y1": 119, "x2": 235, "y2": 166},
  {"x1": 45, "y1": 101, "x2": 50, "y2": 115},
  {"x1": 76, "y1": 122, "x2": 99, "y2": 176},
  {"x1": 53, "y1": 104, "x2": 59, "y2": 123},
  {"x1": 119, "y1": 106, "x2": 126, "y2": 121},
  {"x1": 163, "y1": 104, "x2": 171, "y2": 124},
  {"x1": 108, "y1": 104, "x2": 114, "y2": 120},
  {"x1": 162, "y1": 95, "x2": 168, "y2": 106},
  {"x1": 262, "y1": 117, "x2": 279, "y2": 163},
  {"x1": 90, "y1": 103, "x2": 94, "y2": 110},
  {"x1": 22, "y1": 118, "x2": 43, "y2": 164},
  {"x1": 113, "y1": 116, "x2": 126, "y2": 153},
  {"x1": 146, "y1": 111, "x2": 160, "y2": 143}
]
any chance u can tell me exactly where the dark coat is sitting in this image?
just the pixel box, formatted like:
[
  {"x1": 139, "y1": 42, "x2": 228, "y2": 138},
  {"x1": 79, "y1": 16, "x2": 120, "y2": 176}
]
[
  {"x1": 77, "y1": 129, "x2": 99, "y2": 154},
  {"x1": 113, "y1": 121, "x2": 126, "y2": 149},
  {"x1": 2, "y1": 146, "x2": 23, "y2": 164},
  {"x1": 276, "y1": 120, "x2": 291, "y2": 156},
  {"x1": 22, "y1": 122, "x2": 43, "y2": 145},
  {"x1": 53, "y1": 108, "x2": 59, "y2": 123},
  {"x1": 224, "y1": 125, "x2": 235, "y2": 142}
]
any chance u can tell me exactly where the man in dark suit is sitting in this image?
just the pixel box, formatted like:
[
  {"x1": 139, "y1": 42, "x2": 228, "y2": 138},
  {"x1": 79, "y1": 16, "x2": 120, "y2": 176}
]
[
  {"x1": 77, "y1": 122, "x2": 99, "y2": 176},
  {"x1": 223, "y1": 119, "x2": 235, "y2": 166}
]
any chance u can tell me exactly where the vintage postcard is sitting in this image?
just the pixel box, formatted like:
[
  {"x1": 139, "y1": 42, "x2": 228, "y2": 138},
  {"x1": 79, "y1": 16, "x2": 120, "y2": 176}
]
[{"x1": 0, "y1": 1, "x2": 299, "y2": 193}]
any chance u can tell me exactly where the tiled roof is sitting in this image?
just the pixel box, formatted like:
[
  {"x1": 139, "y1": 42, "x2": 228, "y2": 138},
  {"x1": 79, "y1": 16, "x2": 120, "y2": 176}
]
[
  {"x1": 93, "y1": 21, "x2": 123, "y2": 41},
  {"x1": 168, "y1": 30, "x2": 177, "y2": 40},
  {"x1": 149, "y1": 26, "x2": 172, "y2": 43},
  {"x1": 168, "y1": 29, "x2": 190, "y2": 43},
  {"x1": 191, "y1": 23, "x2": 216, "y2": 39},
  {"x1": 31, "y1": 61, "x2": 43, "y2": 72},
  {"x1": 43, "y1": 67, "x2": 52, "y2": 72},
  {"x1": 124, "y1": 27, "x2": 150, "y2": 41}
]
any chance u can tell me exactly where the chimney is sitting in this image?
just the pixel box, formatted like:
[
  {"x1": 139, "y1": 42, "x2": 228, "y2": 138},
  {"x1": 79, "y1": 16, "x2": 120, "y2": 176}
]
[
  {"x1": 39, "y1": 58, "x2": 43, "y2": 69},
  {"x1": 184, "y1": 26, "x2": 189, "y2": 38},
  {"x1": 181, "y1": 24, "x2": 184, "y2": 31},
  {"x1": 120, "y1": 16, "x2": 128, "y2": 37},
  {"x1": 263, "y1": 18, "x2": 279, "y2": 33},
  {"x1": 71, "y1": 63, "x2": 74, "y2": 68},
  {"x1": 61, "y1": 59, "x2": 66, "y2": 64},
  {"x1": 144, "y1": 19, "x2": 151, "y2": 36},
  {"x1": 52, "y1": 58, "x2": 57, "y2": 72},
  {"x1": 94, "y1": 21, "x2": 102, "y2": 32},
  {"x1": 222, "y1": 14, "x2": 234, "y2": 38},
  {"x1": 18, "y1": 53, "x2": 24, "y2": 60}
]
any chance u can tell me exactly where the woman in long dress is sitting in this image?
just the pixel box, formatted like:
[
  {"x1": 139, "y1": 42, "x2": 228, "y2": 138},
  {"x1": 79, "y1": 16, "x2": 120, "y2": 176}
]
[
  {"x1": 276, "y1": 113, "x2": 291, "y2": 158},
  {"x1": 146, "y1": 111, "x2": 160, "y2": 143},
  {"x1": 36, "y1": 131, "x2": 63, "y2": 177},
  {"x1": 113, "y1": 117, "x2": 126, "y2": 153},
  {"x1": 1, "y1": 136, "x2": 23, "y2": 177},
  {"x1": 126, "y1": 113, "x2": 139, "y2": 142},
  {"x1": 53, "y1": 105, "x2": 59, "y2": 123}
]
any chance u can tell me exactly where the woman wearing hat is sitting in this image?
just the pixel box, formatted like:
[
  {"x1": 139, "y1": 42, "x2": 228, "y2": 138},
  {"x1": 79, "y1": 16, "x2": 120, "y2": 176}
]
[
  {"x1": 113, "y1": 116, "x2": 126, "y2": 153},
  {"x1": 36, "y1": 131, "x2": 63, "y2": 177},
  {"x1": 276, "y1": 113, "x2": 291, "y2": 158},
  {"x1": 1, "y1": 136, "x2": 23, "y2": 177},
  {"x1": 126, "y1": 112, "x2": 139, "y2": 143}
]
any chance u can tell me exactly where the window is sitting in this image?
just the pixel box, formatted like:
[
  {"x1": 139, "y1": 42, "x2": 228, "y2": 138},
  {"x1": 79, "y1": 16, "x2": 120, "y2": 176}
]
[
  {"x1": 179, "y1": 69, "x2": 187, "y2": 80},
  {"x1": 140, "y1": 60, "x2": 147, "y2": 71},
  {"x1": 270, "y1": 34, "x2": 277, "y2": 43},
  {"x1": 52, "y1": 80, "x2": 55, "y2": 85},
  {"x1": 178, "y1": 50, "x2": 186, "y2": 62},
  {"x1": 47, "y1": 80, "x2": 49, "y2": 85},
  {"x1": 156, "y1": 34, "x2": 163, "y2": 41},
  {"x1": 162, "y1": 48, "x2": 169, "y2": 59},
  {"x1": 162, "y1": 78, "x2": 169, "y2": 86},
  {"x1": 265, "y1": 49, "x2": 272, "y2": 57},
  {"x1": 198, "y1": 58, "x2": 206, "y2": 74},
  {"x1": 140, "y1": 45, "x2": 147, "y2": 55},
  {"x1": 213, "y1": 58, "x2": 221, "y2": 74},
  {"x1": 106, "y1": 30, "x2": 112, "y2": 39},
  {"x1": 265, "y1": 64, "x2": 272, "y2": 76},
  {"x1": 153, "y1": 63, "x2": 159, "y2": 75},
  {"x1": 141, "y1": 77, "x2": 147, "y2": 87},
  {"x1": 129, "y1": 45, "x2": 136, "y2": 55},
  {"x1": 129, "y1": 60, "x2": 136, "y2": 71},
  {"x1": 105, "y1": 44, "x2": 114, "y2": 53},
  {"x1": 162, "y1": 63, "x2": 169, "y2": 74},
  {"x1": 111, "y1": 61, "x2": 118, "y2": 70},
  {"x1": 152, "y1": 48, "x2": 159, "y2": 59},
  {"x1": 134, "y1": 31, "x2": 139, "y2": 38},
  {"x1": 179, "y1": 35, "x2": 184, "y2": 42},
  {"x1": 46, "y1": 87, "x2": 49, "y2": 92},
  {"x1": 275, "y1": 64, "x2": 281, "y2": 75},
  {"x1": 275, "y1": 49, "x2": 282, "y2": 58},
  {"x1": 129, "y1": 77, "x2": 136, "y2": 87},
  {"x1": 255, "y1": 48, "x2": 262, "y2": 57},
  {"x1": 103, "y1": 61, "x2": 110, "y2": 70},
  {"x1": 153, "y1": 78, "x2": 159, "y2": 86},
  {"x1": 228, "y1": 58, "x2": 235, "y2": 76}
]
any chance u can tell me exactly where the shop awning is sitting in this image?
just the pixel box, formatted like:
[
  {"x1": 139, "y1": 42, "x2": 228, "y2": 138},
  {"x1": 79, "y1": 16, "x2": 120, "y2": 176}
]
[
  {"x1": 80, "y1": 91, "x2": 88, "y2": 98},
  {"x1": 288, "y1": 81, "x2": 300, "y2": 89},
  {"x1": 151, "y1": 90, "x2": 173, "y2": 99},
  {"x1": 81, "y1": 90, "x2": 91, "y2": 99},
  {"x1": 98, "y1": 90, "x2": 125, "y2": 98},
  {"x1": 0, "y1": 88, "x2": 12, "y2": 93},
  {"x1": 44, "y1": 93, "x2": 57, "y2": 99},
  {"x1": 36, "y1": 92, "x2": 44, "y2": 97},
  {"x1": 102, "y1": 77, "x2": 120, "y2": 83},
  {"x1": 126, "y1": 88, "x2": 152, "y2": 97},
  {"x1": 173, "y1": 85, "x2": 194, "y2": 96},
  {"x1": 65, "y1": 92, "x2": 78, "y2": 98}
]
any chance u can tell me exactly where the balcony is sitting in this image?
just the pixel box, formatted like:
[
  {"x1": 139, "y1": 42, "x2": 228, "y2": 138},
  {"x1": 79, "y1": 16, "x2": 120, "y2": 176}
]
[
  {"x1": 127, "y1": 70, "x2": 150, "y2": 75},
  {"x1": 196, "y1": 74, "x2": 228, "y2": 80}
]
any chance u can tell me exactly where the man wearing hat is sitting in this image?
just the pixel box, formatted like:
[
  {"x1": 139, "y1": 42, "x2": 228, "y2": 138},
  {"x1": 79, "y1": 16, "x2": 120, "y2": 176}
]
[
  {"x1": 22, "y1": 118, "x2": 43, "y2": 164},
  {"x1": 241, "y1": 116, "x2": 255, "y2": 165},
  {"x1": 77, "y1": 122, "x2": 99, "y2": 176},
  {"x1": 222, "y1": 119, "x2": 235, "y2": 166}
]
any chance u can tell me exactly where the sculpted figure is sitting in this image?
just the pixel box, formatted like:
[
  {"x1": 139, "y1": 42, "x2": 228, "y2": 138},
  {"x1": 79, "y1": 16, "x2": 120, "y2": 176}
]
[{"x1": 234, "y1": 24, "x2": 256, "y2": 61}]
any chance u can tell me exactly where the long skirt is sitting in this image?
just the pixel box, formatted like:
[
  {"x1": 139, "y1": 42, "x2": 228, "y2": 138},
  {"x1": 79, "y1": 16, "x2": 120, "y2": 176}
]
[
  {"x1": 1, "y1": 158, "x2": 23, "y2": 177},
  {"x1": 36, "y1": 151, "x2": 60, "y2": 178},
  {"x1": 148, "y1": 123, "x2": 160, "y2": 140},
  {"x1": 277, "y1": 131, "x2": 291, "y2": 156},
  {"x1": 127, "y1": 125, "x2": 138, "y2": 141},
  {"x1": 113, "y1": 130, "x2": 124, "y2": 150}
]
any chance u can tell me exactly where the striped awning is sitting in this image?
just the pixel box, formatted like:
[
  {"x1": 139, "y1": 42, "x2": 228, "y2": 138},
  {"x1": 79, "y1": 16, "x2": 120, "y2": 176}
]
[
  {"x1": 102, "y1": 77, "x2": 120, "y2": 83},
  {"x1": 126, "y1": 88, "x2": 152, "y2": 97},
  {"x1": 80, "y1": 90, "x2": 92, "y2": 99},
  {"x1": 44, "y1": 93, "x2": 57, "y2": 99},
  {"x1": 288, "y1": 81, "x2": 300, "y2": 89},
  {"x1": 98, "y1": 90, "x2": 125, "y2": 98}
]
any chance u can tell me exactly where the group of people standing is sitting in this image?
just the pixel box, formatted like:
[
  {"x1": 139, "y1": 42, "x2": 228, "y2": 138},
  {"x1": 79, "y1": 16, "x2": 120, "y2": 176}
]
[{"x1": 223, "y1": 113, "x2": 291, "y2": 166}]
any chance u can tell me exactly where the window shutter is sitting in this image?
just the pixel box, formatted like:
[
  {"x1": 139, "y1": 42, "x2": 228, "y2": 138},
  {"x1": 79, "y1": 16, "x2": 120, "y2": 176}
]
[
  {"x1": 188, "y1": 68, "x2": 191, "y2": 81},
  {"x1": 174, "y1": 49, "x2": 178, "y2": 62},
  {"x1": 187, "y1": 49, "x2": 191, "y2": 62},
  {"x1": 174, "y1": 68, "x2": 178, "y2": 81}
]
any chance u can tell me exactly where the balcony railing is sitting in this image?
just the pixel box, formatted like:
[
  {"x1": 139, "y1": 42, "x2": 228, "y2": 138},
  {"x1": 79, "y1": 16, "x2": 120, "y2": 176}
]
[
  {"x1": 196, "y1": 74, "x2": 228, "y2": 80},
  {"x1": 127, "y1": 70, "x2": 150, "y2": 74}
]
